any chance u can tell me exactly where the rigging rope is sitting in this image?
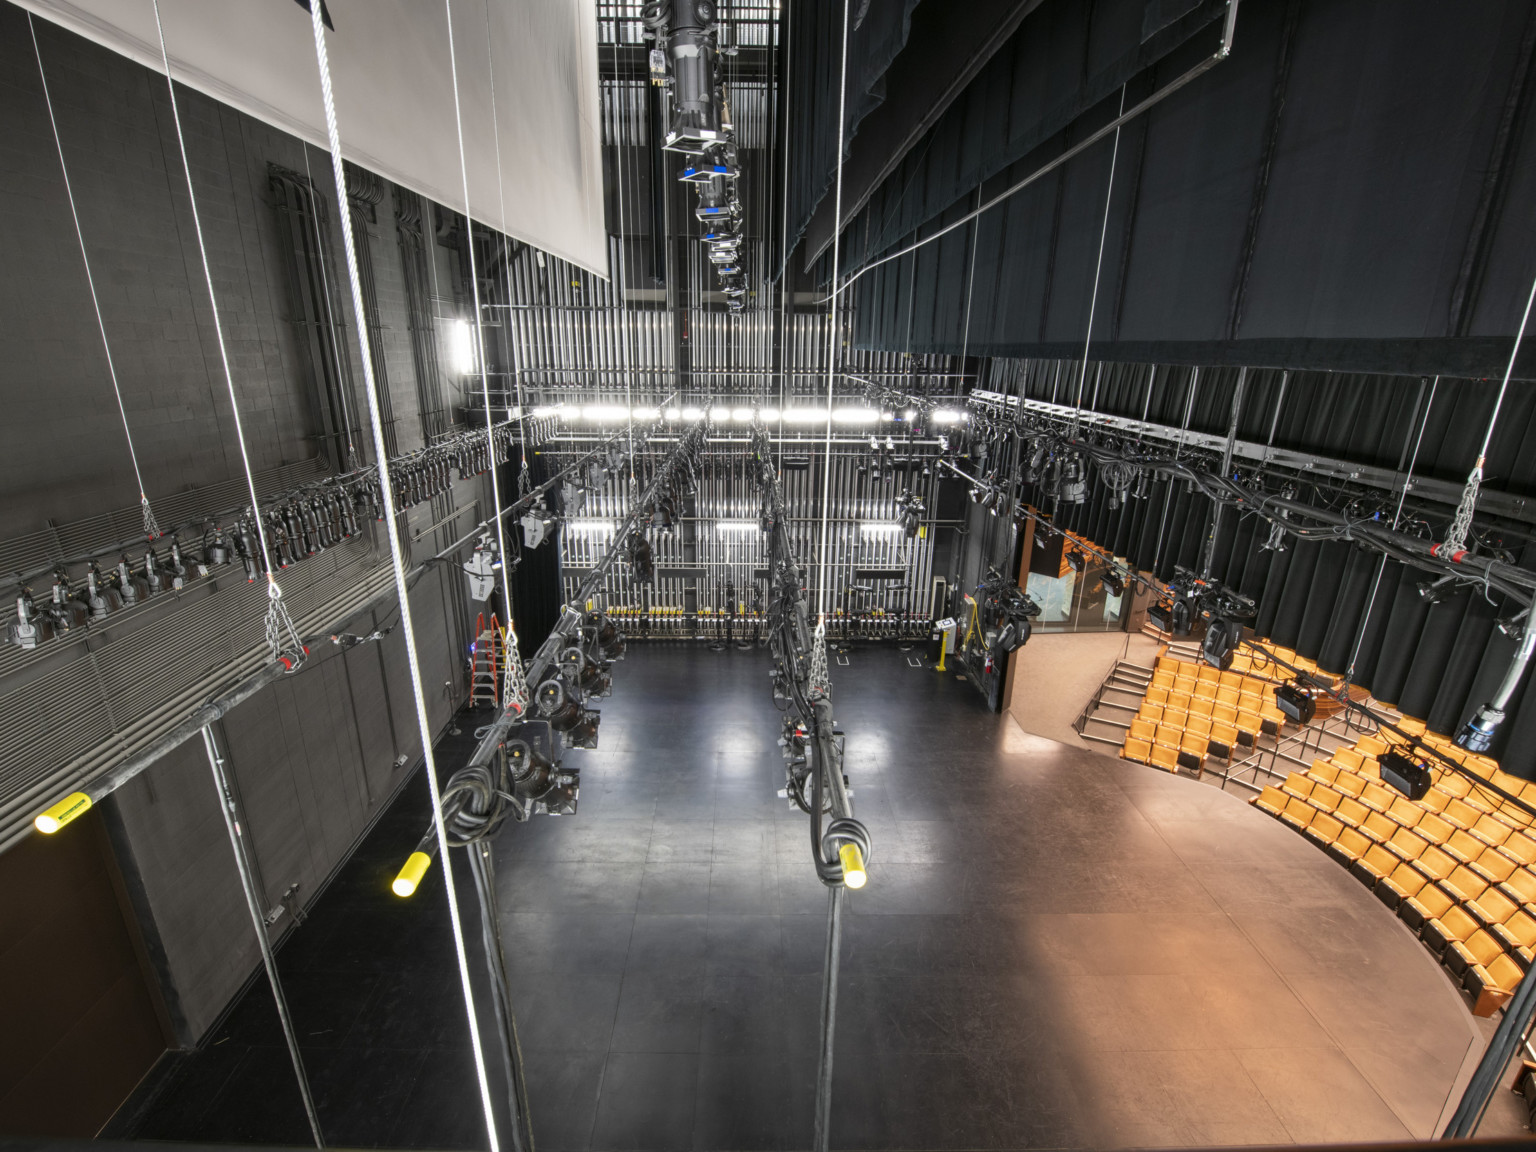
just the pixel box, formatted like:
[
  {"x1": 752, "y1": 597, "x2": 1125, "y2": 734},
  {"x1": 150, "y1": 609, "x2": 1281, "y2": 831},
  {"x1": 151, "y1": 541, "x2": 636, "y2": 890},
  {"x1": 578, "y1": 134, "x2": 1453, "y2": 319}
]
[
  {"x1": 449, "y1": 0, "x2": 518, "y2": 702},
  {"x1": 304, "y1": 7, "x2": 505, "y2": 1151},
  {"x1": 150, "y1": 0, "x2": 303, "y2": 664},
  {"x1": 30, "y1": 14, "x2": 161, "y2": 540},
  {"x1": 1074, "y1": 84, "x2": 1127, "y2": 439},
  {"x1": 1443, "y1": 268, "x2": 1536, "y2": 555},
  {"x1": 814, "y1": 0, "x2": 853, "y2": 619}
]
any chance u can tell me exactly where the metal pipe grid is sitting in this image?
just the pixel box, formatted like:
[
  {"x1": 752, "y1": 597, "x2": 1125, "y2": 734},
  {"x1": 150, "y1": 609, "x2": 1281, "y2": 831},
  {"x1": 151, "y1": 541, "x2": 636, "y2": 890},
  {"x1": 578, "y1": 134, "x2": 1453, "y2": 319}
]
[{"x1": 555, "y1": 434, "x2": 941, "y2": 640}]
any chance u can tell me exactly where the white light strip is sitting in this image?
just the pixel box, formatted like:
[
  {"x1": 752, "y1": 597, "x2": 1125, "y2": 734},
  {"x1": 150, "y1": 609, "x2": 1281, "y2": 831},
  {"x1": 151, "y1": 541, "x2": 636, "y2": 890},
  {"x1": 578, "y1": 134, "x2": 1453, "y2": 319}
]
[
  {"x1": 567, "y1": 519, "x2": 616, "y2": 533},
  {"x1": 860, "y1": 522, "x2": 904, "y2": 533},
  {"x1": 548, "y1": 405, "x2": 903, "y2": 425},
  {"x1": 716, "y1": 520, "x2": 760, "y2": 532}
]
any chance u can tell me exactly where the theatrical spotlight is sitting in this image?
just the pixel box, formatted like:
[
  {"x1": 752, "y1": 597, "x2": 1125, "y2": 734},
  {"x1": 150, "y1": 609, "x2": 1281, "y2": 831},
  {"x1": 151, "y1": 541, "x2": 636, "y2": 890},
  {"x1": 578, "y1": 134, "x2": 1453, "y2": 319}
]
[
  {"x1": 521, "y1": 506, "x2": 558, "y2": 549},
  {"x1": 1148, "y1": 597, "x2": 1193, "y2": 636},
  {"x1": 1417, "y1": 575, "x2": 1457, "y2": 604},
  {"x1": 1100, "y1": 568, "x2": 1126, "y2": 598},
  {"x1": 1065, "y1": 550, "x2": 1085, "y2": 574},
  {"x1": 977, "y1": 568, "x2": 1041, "y2": 658},
  {"x1": 1273, "y1": 680, "x2": 1317, "y2": 725},
  {"x1": 1060, "y1": 453, "x2": 1088, "y2": 504},
  {"x1": 463, "y1": 531, "x2": 501, "y2": 602},
  {"x1": 626, "y1": 533, "x2": 655, "y2": 583},
  {"x1": 1379, "y1": 748, "x2": 1432, "y2": 800},
  {"x1": 897, "y1": 491, "x2": 925, "y2": 538},
  {"x1": 1201, "y1": 616, "x2": 1244, "y2": 670}
]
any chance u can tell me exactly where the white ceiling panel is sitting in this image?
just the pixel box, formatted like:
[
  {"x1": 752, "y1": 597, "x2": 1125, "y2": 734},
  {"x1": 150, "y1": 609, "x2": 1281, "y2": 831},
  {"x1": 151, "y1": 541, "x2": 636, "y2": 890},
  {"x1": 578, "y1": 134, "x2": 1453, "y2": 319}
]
[{"x1": 18, "y1": 0, "x2": 609, "y2": 275}]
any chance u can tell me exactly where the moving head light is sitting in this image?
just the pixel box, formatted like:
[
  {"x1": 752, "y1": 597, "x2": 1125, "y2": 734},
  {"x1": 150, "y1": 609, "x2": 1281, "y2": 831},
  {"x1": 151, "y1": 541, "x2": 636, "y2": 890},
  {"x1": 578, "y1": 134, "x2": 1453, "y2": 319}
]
[{"x1": 1201, "y1": 616, "x2": 1244, "y2": 670}]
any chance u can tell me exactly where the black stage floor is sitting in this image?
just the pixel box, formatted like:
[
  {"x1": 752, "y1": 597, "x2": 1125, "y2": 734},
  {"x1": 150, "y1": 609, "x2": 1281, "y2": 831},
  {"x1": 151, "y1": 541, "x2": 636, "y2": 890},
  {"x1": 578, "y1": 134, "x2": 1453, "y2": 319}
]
[{"x1": 121, "y1": 644, "x2": 1485, "y2": 1149}]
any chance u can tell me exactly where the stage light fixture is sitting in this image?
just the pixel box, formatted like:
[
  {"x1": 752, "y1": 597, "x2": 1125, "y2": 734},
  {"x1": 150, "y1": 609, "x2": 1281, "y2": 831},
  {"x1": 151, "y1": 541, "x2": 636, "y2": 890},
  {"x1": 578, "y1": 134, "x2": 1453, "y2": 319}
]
[
  {"x1": 1201, "y1": 617, "x2": 1243, "y2": 670},
  {"x1": 1274, "y1": 681, "x2": 1316, "y2": 725},
  {"x1": 1417, "y1": 575, "x2": 1456, "y2": 604},
  {"x1": 521, "y1": 510, "x2": 558, "y2": 549},
  {"x1": 1101, "y1": 568, "x2": 1126, "y2": 598},
  {"x1": 1379, "y1": 749, "x2": 1432, "y2": 800},
  {"x1": 1065, "y1": 550, "x2": 1085, "y2": 573}
]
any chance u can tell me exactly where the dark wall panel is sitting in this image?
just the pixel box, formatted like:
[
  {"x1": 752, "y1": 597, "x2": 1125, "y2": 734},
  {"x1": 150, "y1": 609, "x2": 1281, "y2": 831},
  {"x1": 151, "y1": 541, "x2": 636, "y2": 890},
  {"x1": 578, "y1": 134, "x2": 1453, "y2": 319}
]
[
  {"x1": 850, "y1": 0, "x2": 1536, "y2": 378},
  {"x1": 0, "y1": 811, "x2": 166, "y2": 1135}
]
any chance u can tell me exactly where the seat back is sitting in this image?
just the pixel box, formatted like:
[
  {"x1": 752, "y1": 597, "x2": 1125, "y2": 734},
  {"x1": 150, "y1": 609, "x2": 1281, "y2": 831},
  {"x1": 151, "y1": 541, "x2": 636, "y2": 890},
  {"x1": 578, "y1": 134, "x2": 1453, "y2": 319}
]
[
  {"x1": 1332, "y1": 747, "x2": 1365, "y2": 772},
  {"x1": 1121, "y1": 737, "x2": 1153, "y2": 763}
]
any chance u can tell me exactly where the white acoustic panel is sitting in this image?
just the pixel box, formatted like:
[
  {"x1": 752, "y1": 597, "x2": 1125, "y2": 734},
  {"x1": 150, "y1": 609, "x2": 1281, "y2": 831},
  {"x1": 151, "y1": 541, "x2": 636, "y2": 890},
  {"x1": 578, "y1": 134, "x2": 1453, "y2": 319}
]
[{"x1": 19, "y1": 0, "x2": 608, "y2": 276}]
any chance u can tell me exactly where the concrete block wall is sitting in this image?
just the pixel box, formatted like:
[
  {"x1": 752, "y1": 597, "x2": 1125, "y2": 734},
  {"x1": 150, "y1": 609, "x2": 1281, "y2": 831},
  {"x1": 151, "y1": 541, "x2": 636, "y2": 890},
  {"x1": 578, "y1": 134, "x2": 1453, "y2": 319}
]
[{"x1": 0, "y1": 3, "x2": 512, "y2": 1058}]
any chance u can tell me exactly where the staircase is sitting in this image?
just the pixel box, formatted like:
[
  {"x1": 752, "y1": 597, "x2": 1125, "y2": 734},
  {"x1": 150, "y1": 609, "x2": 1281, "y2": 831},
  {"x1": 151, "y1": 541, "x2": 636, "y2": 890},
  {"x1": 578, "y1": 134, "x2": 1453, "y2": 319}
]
[{"x1": 1074, "y1": 658, "x2": 1155, "y2": 747}]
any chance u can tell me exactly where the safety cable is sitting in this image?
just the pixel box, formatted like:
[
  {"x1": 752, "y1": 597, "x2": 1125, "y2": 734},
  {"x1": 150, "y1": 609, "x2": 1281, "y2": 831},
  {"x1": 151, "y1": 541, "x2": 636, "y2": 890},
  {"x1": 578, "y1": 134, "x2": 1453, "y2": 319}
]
[
  {"x1": 814, "y1": 0, "x2": 852, "y2": 620},
  {"x1": 1444, "y1": 266, "x2": 1536, "y2": 555},
  {"x1": 1345, "y1": 375, "x2": 1438, "y2": 682},
  {"x1": 448, "y1": 0, "x2": 519, "y2": 709},
  {"x1": 151, "y1": 0, "x2": 304, "y2": 665},
  {"x1": 30, "y1": 14, "x2": 161, "y2": 541},
  {"x1": 303, "y1": 8, "x2": 506, "y2": 1152},
  {"x1": 1074, "y1": 84, "x2": 1127, "y2": 439},
  {"x1": 818, "y1": 0, "x2": 1242, "y2": 304}
]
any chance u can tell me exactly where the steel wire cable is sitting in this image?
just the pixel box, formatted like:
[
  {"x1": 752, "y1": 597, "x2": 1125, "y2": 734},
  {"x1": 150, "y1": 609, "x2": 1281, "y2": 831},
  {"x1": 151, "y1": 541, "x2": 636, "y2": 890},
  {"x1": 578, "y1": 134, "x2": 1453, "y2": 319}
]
[
  {"x1": 304, "y1": 6, "x2": 507, "y2": 1151},
  {"x1": 151, "y1": 0, "x2": 304, "y2": 663},
  {"x1": 29, "y1": 15, "x2": 162, "y2": 540}
]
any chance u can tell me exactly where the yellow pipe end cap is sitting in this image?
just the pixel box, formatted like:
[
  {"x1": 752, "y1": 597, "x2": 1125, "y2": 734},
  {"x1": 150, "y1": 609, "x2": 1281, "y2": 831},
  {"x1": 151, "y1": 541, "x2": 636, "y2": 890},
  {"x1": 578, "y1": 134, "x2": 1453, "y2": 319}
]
[
  {"x1": 839, "y1": 842, "x2": 868, "y2": 889},
  {"x1": 35, "y1": 792, "x2": 92, "y2": 834},
  {"x1": 392, "y1": 851, "x2": 433, "y2": 898}
]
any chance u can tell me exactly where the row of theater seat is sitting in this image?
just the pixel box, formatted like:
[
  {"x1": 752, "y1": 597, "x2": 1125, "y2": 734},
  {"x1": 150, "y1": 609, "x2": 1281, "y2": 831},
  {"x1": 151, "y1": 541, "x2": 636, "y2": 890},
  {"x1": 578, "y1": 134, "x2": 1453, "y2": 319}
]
[
  {"x1": 1122, "y1": 654, "x2": 1288, "y2": 774},
  {"x1": 1253, "y1": 735, "x2": 1536, "y2": 1015}
]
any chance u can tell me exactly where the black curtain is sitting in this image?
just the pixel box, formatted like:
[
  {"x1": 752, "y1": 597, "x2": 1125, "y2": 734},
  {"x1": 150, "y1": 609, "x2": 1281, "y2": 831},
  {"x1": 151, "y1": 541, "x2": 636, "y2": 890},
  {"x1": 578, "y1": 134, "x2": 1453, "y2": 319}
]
[{"x1": 505, "y1": 448, "x2": 562, "y2": 653}]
